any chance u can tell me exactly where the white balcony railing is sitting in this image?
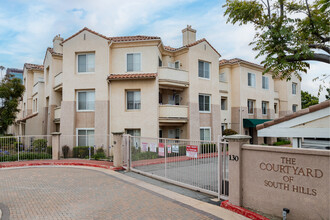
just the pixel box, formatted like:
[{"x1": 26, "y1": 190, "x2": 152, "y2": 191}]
[
  {"x1": 54, "y1": 72, "x2": 62, "y2": 88},
  {"x1": 54, "y1": 106, "x2": 61, "y2": 120},
  {"x1": 159, "y1": 105, "x2": 188, "y2": 119},
  {"x1": 158, "y1": 67, "x2": 188, "y2": 84}
]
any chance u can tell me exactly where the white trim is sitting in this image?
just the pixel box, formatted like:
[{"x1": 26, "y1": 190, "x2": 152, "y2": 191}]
[
  {"x1": 126, "y1": 52, "x2": 142, "y2": 72},
  {"x1": 262, "y1": 101, "x2": 268, "y2": 115},
  {"x1": 199, "y1": 94, "x2": 211, "y2": 113},
  {"x1": 76, "y1": 53, "x2": 95, "y2": 74},
  {"x1": 76, "y1": 90, "x2": 95, "y2": 112},
  {"x1": 247, "y1": 99, "x2": 254, "y2": 115},
  {"x1": 247, "y1": 72, "x2": 256, "y2": 88},
  {"x1": 76, "y1": 128, "x2": 95, "y2": 146},
  {"x1": 262, "y1": 76, "x2": 269, "y2": 90},
  {"x1": 200, "y1": 127, "x2": 212, "y2": 141},
  {"x1": 198, "y1": 60, "x2": 211, "y2": 80},
  {"x1": 258, "y1": 128, "x2": 329, "y2": 138},
  {"x1": 126, "y1": 90, "x2": 141, "y2": 111}
]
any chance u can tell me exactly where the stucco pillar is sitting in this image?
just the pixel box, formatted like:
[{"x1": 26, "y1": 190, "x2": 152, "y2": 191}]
[
  {"x1": 112, "y1": 132, "x2": 124, "y2": 168},
  {"x1": 224, "y1": 134, "x2": 251, "y2": 206},
  {"x1": 51, "y1": 132, "x2": 61, "y2": 160}
]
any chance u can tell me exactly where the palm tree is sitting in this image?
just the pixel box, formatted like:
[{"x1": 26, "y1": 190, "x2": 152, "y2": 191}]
[{"x1": 0, "y1": 66, "x2": 5, "y2": 80}]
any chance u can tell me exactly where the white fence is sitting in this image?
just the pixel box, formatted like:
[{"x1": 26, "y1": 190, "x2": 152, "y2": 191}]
[
  {"x1": 0, "y1": 135, "x2": 52, "y2": 162},
  {"x1": 125, "y1": 136, "x2": 229, "y2": 200}
]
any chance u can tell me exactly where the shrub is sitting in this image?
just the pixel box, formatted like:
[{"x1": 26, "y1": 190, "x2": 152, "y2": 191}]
[
  {"x1": 73, "y1": 146, "x2": 94, "y2": 158},
  {"x1": 32, "y1": 139, "x2": 48, "y2": 151},
  {"x1": 223, "y1": 129, "x2": 238, "y2": 136},
  {"x1": 92, "y1": 147, "x2": 106, "y2": 160},
  {"x1": 166, "y1": 146, "x2": 187, "y2": 157},
  {"x1": 273, "y1": 139, "x2": 291, "y2": 146},
  {"x1": 46, "y1": 146, "x2": 52, "y2": 155},
  {"x1": 0, "y1": 136, "x2": 17, "y2": 147},
  {"x1": 62, "y1": 145, "x2": 70, "y2": 158},
  {"x1": 201, "y1": 143, "x2": 217, "y2": 153},
  {"x1": 0, "y1": 152, "x2": 51, "y2": 162}
]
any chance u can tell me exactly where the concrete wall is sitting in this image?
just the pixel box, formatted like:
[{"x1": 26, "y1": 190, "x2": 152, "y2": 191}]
[{"x1": 240, "y1": 145, "x2": 329, "y2": 219}]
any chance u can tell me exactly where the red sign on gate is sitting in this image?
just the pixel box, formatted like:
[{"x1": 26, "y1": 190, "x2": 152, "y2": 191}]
[
  {"x1": 186, "y1": 145, "x2": 198, "y2": 158},
  {"x1": 158, "y1": 143, "x2": 165, "y2": 157}
]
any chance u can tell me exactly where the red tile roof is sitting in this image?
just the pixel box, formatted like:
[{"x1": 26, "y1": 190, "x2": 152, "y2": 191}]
[
  {"x1": 62, "y1": 27, "x2": 109, "y2": 44},
  {"x1": 17, "y1": 113, "x2": 38, "y2": 123},
  {"x1": 164, "y1": 38, "x2": 221, "y2": 56},
  {"x1": 109, "y1": 35, "x2": 160, "y2": 43},
  {"x1": 24, "y1": 63, "x2": 44, "y2": 71},
  {"x1": 47, "y1": 47, "x2": 63, "y2": 56},
  {"x1": 108, "y1": 73, "x2": 157, "y2": 81},
  {"x1": 219, "y1": 58, "x2": 264, "y2": 69},
  {"x1": 256, "y1": 100, "x2": 330, "y2": 130}
]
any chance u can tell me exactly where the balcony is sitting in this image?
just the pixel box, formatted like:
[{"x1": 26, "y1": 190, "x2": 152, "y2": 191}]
[
  {"x1": 54, "y1": 106, "x2": 61, "y2": 123},
  {"x1": 159, "y1": 105, "x2": 188, "y2": 124},
  {"x1": 54, "y1": 72, "x2": 62, "y2": 91},
  {"x1": 158, "y1": 67, "x2": 189, "y2": 88}
]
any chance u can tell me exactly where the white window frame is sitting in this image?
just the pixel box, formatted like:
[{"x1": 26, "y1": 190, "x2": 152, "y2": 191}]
[
  {"x1": 76, "y1": 128, "x2": 95, "y2": 147},
  {"x1": 76, "y1": 90, "x2": 95, "y2": 112},
  {"x1": 198, "y1": 60, "x2": 211, "y2": 79},
  {"x1": 126, "y1": 53, "x2": 141, "y2": 72},
  {"x1": 200, "y1": 127, "x2": 211, "y2": 141},
  {"x1": 248, "y1": 73, "x2": 256, "y2": 88},
  {"x1": 247, "y1": 99, "x2": 254, "y2": 115},
  {"x1": 219, "y1": 72, "x2": 226, "y2": 82},
  {"x1": 199, "y1": 94, "x2": 211, "y2": 113},
  {"x1": 292, "y1": 83, "x2": 297, "y2": 95},
  {"x1": 77, "y1": 53, "x2": 95, "y2": 74},
  {"x1": 262, "y1": 101, "x2": 268, "y2": 115},
  {"x1": 262, "y1": 76, "x2": 269, "y2": 90},
  {"x1": 126, "y1": 90, "x2": 141, "y2": 110}
]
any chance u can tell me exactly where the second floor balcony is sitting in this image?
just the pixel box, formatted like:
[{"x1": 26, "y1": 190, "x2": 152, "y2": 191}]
[
  {"x1": 159, "y1": 105, "x2": 188, "y2": 124},
  {"x1": 54, "y1": 72, "x2": 63, "y2": 91},
  {"x1": 158, "y1": 67, "x2": 189, "y2": 88}
]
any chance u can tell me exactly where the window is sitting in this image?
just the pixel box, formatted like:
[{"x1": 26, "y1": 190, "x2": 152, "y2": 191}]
[
  {"x1": 247, "y1": 99, "x2": 254, "y2": 114},
  {"x1": 168, "y1": 61, "x2": 180, "y2": 69},
  {"x1": 221, "y1": 97, "x2": 227, "y2": 110},
  {"x1": 262, "y1": 101, "x2": 268, "y2": 115},
  {"x1": 248, "y1": 73, "x2": 256, "y2": 87},
  {"x1": 77, "y1": 91, "x2": 95, "y2": 111},
  {"x1": 127, "y1": 91, "x2": 141, "y2": 110},
  {"x1": 219, "y1": 73, "x2": 226, "y2": 82},
  {"x1": 292, "y1": 104, "x2": 298, "y2": 112},
  {"x1": 199, "y1": 94, "x2": 211, "y2": 112},
  {"x1": 78, "y1": 53, "x2": 95, "y2": 73},
  {"x1": 200, "y1": 128, "x2": 211, "y2": 141},
  {"x1": 33, "y1": 98, "x2": 38, "y2": 113},
  {"x1": 77, "y1": 129, "x2": 94, "y2": 146},
  {"x1": 274, "y1": 103, "x2": 277, "y2": 114},
  {"x1": 127, "y1": 53, "x2": 141, "y2": 72},
  {"x1": 262, "y1": 76, "x2": 269, "y2": 89},
  {"x1": 292, "y1": 83, "x2": 297, "y2": 95},
  {"x1": 168, "y1": 129, "x2": 180, "y2": 139},
  {"x1": 158, "y1": 57, "x2": 162, "y2": 67},
  {"x1": 198, "y1": 61, "x2": 210, "y2": 79},
  {"x1": 126, "y1": 129, "x2": 141, "y2": 148}
]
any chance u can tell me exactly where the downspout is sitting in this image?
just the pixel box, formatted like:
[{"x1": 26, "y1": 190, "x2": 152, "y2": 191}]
[{"x1": 239, "y1": 62, "x2": 242, "y2": 135}]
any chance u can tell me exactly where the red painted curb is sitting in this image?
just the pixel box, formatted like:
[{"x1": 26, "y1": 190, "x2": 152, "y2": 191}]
[
  {"x1": 110, "y1": 166, "x2": 125, "y2": 171},
  {"x1": 0, "y1": 161, "x2": 113, "y2": 170},
  {"x1": 220, "y1": 200, "x2": 269, "y2": 220}
]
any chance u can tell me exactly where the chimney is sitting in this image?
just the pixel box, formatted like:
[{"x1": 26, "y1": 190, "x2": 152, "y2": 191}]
[
  {"x1": 182, "y1": 25, "x2": 196, "y2": 46},
  {"x1": 53, "y1": 34, "x2": 64, "y2": 53}
]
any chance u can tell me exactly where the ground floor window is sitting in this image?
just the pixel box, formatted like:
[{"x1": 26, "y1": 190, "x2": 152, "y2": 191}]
[
  {"x1": 200, "y1": 127, "x2": 211, "y2": 141},
  {"x1": 77, "y1": 129, "x2": 94, "y2": 146},
  {"x1": 126, "y1": 129, "x2": 141, "y2": 148}
]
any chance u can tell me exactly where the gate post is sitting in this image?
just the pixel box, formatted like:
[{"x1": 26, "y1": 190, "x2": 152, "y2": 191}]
[
  {"x1": 51, "y1": 132, "x2": 61, "y2": 160},
  {"x1": 112, "y1": 132, "x2": 124, "y2": 168},
  {"x1": 224, "y1": 134, "x2": 251, "y2": 206}
]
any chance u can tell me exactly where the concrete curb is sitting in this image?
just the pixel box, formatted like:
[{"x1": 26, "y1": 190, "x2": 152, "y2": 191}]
[{"x1": 221, "y1": 200, "x2": 269, "y2": 220}]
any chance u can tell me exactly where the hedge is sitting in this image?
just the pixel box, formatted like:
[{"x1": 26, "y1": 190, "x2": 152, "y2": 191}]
[
  {"x1": 0, "y1": 152, "x2": 52, "y2": 162},
  {"x1": 73, "y1": 146, "x2": 94, "y2": 158}
]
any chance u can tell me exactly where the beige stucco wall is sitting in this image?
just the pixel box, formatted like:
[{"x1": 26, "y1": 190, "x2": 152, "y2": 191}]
[
  {"x1": 110, "y1": 79, "x2": 158, "y2": 138},
  {"x1": 240, "y1": 145, "x2": 329, "y2": 219}
]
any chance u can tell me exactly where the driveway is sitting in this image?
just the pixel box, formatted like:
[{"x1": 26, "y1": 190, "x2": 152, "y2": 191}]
[{"x1": 0, "y1": 167, "x2": 225, "y2": 220}]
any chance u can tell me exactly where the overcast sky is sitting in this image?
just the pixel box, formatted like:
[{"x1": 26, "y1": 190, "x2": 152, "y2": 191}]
[{"x1": 0, "y1": 0, "x2": 328, "y2": 101}]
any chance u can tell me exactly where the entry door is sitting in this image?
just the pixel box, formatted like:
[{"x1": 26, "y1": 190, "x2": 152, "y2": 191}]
[{"x1": 168, "y1": 129, "x2": 176, "y2": 139}]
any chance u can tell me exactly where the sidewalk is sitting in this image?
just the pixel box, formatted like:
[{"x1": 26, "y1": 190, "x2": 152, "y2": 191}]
[{"x1": 0, "y1": 159, "x2": 113, "y2": 169}]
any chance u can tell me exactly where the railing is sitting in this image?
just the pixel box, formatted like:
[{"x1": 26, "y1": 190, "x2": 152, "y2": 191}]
[
  {"x1": 54, "y1": 72, "x2": 62, "y2": 88},
  {"x1": 158, "y1": 67, "x2": 188, "y2": 84},
  {"x1": 126, "y1": 136, "x2": 229, "y2": 199},
  {"x1": 0, "y1": 135, "x2": 52, "y2": 162},
  {"x1": 159, "y1": 105, "x2": 188, "y2": 119},
  {"x1": 54, "y1": 106, "x2": 61, "y2": 120}
]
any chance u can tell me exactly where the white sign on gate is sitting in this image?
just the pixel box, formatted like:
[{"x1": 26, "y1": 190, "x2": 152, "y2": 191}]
[
  {"x1": 186, "y1": 145, "x2": 198, "y2": 158},
  {"x1": 150, "y1": 143, "x2": 157, "y2": 152},
  {"x1": 172, "y1": 145, "x2": 179, "y2": 153}
]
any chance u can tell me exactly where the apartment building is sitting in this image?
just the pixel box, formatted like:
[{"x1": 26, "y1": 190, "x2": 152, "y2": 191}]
[
  {"x1": 219, "y1": 58, "x2": 301, "y2": 144},
  {"x1": 14, "y1": 26, "x2": 222, "y2": 150}
]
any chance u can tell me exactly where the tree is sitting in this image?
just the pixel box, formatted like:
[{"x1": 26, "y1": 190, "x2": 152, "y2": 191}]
[
  {"x1": 301, "y1": 90, "x2": 319, "y2": 108},
  {"x1": 0, "y1": 72, "x2": 25, "y2": 134},
  {"x1": 223, "y1": 0, "x2": 329, "y2": 80}
]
